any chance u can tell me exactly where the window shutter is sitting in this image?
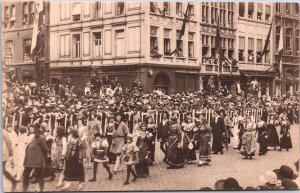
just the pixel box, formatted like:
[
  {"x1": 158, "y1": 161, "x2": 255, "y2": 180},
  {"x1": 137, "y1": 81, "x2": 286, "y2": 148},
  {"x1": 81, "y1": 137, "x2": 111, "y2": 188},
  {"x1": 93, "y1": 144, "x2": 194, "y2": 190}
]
[
  {"x1": 257, "y1": 3, "x2": 263, "y2": 13},
  {"x1": 257, "y1": 39, "x2": 263, "y2": 52},
  {"x1": 248, "y1": 3, "x2": 254, "y2": 12},
  {"x1": 248, "y1": 38, "x2": 254, "y2": 50},
  {"x1": 265, "y1": 5, "x2": 271, "y2": 15},
  {"x1": 239, "y1": 36, "x2": 245, "y2": 50}
]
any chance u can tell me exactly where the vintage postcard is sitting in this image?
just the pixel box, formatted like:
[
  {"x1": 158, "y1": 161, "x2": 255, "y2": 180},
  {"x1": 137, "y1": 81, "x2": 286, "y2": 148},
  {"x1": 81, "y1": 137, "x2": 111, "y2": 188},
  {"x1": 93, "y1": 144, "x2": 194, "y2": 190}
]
[{"x1": 2, "y1": 1, "x2": 299, "y2": 192}]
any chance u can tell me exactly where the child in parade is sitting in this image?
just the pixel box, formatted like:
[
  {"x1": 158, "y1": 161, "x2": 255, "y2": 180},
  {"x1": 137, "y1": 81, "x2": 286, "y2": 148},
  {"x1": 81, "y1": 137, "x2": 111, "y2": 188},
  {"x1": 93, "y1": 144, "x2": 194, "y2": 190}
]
[{"x1": 120, "y1": 134, "x2": 139, "y2": 185}]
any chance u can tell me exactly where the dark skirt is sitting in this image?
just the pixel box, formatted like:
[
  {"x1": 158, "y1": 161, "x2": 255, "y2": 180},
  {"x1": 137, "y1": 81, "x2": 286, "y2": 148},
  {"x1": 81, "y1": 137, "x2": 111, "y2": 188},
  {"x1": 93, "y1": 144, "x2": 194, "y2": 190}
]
[
  {"x1": 280, "y1": 133, "x2": 292, "y2": 149},
  {"x1": 198, "y1": 133, "x2": 211, "y2": 162},
  {"x1": 267, "y1": 125, "x2": 280, "y2": 147},
  {"x1": 166, "y1": 136, "x2": 186, "y2": 168},
  {"x1": 64, "y1": 158, "x2": 85, "y2": 182}
]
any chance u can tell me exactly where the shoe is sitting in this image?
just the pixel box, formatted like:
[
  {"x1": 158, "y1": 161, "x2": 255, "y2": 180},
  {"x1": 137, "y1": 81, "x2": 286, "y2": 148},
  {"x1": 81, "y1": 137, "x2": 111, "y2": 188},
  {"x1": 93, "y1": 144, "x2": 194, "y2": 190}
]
[
  {"x1": 220, "y1": 150, "x2": 224, "y2": 154},
  {"x1": 108, "y1": 174, "x2": 113, "y2": 180},
  {"x1": 123, "y1": 181, "x2": 129, "y2": 185},
  {"x1": 212, "y1": 152, "x2": 218, "y2": 154},
  {"x1": 50, "y1": 174, "x2": 56, "y2": 181},
  {"x1": 31, "y1": 179, "x2": 38, "y2": 184},
  {"x1": 11, "y1": 180, "x2": 18, "y2": 192},
  {"x1": 113, "y1": 170, "x2": 118, "y2": 175},
  {"x1": 259, "y1": 152, "x2": 262, "y2": 156},
  {"x1": 89, "y1": 178, "x2": 96, "y2": 182},
  {"x1": 117, "y1": 169, "x2": 124, "y2": 172},
  {"x1": 242, "y1": 157, "x2": 248, "y2": 159},
  {"x1": 132, "y1": 176, "x2": 138, "y2": 182},
  {"x1": 56, "y1": 184, "x2": 63, "y2": 188}
]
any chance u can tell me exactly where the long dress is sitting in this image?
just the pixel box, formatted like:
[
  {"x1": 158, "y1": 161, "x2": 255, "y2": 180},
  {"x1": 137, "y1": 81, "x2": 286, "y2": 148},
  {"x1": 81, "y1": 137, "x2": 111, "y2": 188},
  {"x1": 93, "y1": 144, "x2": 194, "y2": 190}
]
[
  {"x1": 267, "y1": 120, "x2": 280, "y2": 148},
  {"x1": 165, "y1": 126, "x2": 186, "y2": 168},
  {"x1": 240, "y1": 122, "x2": 257, "y2": 157},
  {"x1": 231, "y1": 115, "x2": 240, "y2": 148},
  {"x1": 182, "y1": 123, "x2": 197, "y2": 161},
  {"x1": 135, "y1": 131, "x2": 151, "y2": 177},
  {"x1": 196, "y1": 124, "x2": 212, "y2": 163},
  {"x1": 52, "y1": 136, "x2": 67, "y2": 171},
  {"x1": 257, "y1": 121, "x2": 268, "y2": 154},
  {"x1": 77, "y1": 125, "x2": 91, "y2": 160},
  {"x1": 15, "y1": 133, "x2": 29, "y2": 180},
  {"x1": 64, "y1": 138, "x2": 85, "y2": 182},
  {"x1": 279, "y1": 121, "x2": 292, "y2": 150}
]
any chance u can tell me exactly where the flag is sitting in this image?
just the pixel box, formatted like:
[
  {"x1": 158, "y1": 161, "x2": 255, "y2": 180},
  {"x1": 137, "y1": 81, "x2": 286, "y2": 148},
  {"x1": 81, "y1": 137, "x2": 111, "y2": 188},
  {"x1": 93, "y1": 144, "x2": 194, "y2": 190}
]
[
  {"x1": 31, "y1": 1, "x2": 44, "y2": 60},
  {"x1": 215, "y1": 15, "x2": 222, "y2": 73},
  {"x1": 259, "y1": 19, "x2": 273, "y2": 59},
  {"x1": 170, "y1": 3, "x2": 191, "y2": 56},
  {"x1": 277, "y1": 23, "x2": 284, "y2": 77}
]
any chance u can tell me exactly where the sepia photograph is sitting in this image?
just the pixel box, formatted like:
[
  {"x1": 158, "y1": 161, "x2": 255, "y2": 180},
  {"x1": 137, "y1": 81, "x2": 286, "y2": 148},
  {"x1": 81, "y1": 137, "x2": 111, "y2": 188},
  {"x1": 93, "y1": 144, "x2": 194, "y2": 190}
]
[{"x1": 2, "y1": 1, "x2": 300, "y2": 192}]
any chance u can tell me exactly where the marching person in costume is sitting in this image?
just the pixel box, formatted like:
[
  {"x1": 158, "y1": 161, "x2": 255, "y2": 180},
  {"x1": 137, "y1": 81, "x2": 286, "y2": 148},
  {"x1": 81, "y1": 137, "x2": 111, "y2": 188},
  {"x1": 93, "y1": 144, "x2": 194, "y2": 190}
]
[
  {"x1": 256, "y1": 116, "x2": 268, "y2": 156},
  {"x1": 267, "y1": 114, "x2": 280, "y2": 150},
  {"x1": 240, "y1": 116, "x2": 257, "y2": 159},
  {"x1": 120, "y1": 134, "x2": 139, "y2": 185},
  {"x1": 105, "y1": 115, "x2": 116, "y2": 163},
  {"x1": 279, "y1": 114, "x2": 292, "y2": 151},
  {"x1": 89, "y1": 132, "x2": 113, "y2": 182},
  {"x1": 165, "y1": 116, "x2": 186, "y2": 169},
  {"x1": 52, "y1": 126, "x2": 67, "y2": 188},
  {"x1": 157, "y1": 112, "x2": 171, "y2": 162},
  {"x1": 146, "y1": 116, "x2": 157, "y2": 165},
  {"x1": 61, "y1": 129, "x2": 85, "y2": 191},
  {"x1": 182, "y1": 115, "x2": 197, "y2": 163},
  {"x1": 135, "y1": 122, "x2": 152, "y2": 178},
  {"x1": 196, "y1": 117, "x2": 212, "y2": 166},
  {"x1": 110, "y1": 113, "x2": 129, "y2": 174}
]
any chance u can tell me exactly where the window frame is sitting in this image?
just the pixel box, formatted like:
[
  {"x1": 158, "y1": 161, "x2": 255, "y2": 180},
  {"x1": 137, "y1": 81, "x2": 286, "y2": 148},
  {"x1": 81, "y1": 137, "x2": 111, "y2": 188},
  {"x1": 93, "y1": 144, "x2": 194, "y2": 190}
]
[{"x1": 23, "y1": 38, "x2": 32, "y2": 61}]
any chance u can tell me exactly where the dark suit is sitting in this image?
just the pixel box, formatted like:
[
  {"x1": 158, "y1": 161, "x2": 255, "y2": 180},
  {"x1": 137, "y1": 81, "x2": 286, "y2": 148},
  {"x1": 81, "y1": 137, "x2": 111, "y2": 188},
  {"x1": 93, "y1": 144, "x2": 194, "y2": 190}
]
[
  {"x1": 23, "y1": 135, "x2": 49, "y2": 192},
  {"x1": 211, "y1": 116, "x2": 225, "y2": 153},
  {"x1": 157, "y1": 119, "x2": 171, "y2": 155}
]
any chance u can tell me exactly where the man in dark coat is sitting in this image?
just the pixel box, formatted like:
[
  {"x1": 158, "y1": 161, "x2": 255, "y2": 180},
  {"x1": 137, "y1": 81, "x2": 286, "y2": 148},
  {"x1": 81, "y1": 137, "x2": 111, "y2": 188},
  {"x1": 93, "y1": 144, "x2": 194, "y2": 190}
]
[
  {"x1": 211, "y1": 109, "x2": 225, "y2": 154},
  {"x1": 157, "y1": 112, "x2": 171, "y2": 161}
]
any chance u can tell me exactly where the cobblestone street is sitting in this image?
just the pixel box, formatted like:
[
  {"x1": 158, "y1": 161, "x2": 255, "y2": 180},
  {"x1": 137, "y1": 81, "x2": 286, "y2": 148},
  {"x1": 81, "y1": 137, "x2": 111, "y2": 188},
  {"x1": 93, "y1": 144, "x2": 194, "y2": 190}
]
[{"x1": 4, "y1": 124, "x2": 299, "y2": 192}]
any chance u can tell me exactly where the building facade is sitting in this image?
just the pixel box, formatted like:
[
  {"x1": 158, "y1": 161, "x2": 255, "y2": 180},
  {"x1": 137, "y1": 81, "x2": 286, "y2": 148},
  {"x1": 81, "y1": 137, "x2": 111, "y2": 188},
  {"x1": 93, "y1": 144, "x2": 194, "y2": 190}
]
[
  {"x1": 236, "y1": 2, "x2": 274, "y2": 97},
  {"x1": 2, "y1": 1, "x2": 50, "y2": 82},
  {"x1": 273, "y1": 2, "x2": 299, "y2": 96}
]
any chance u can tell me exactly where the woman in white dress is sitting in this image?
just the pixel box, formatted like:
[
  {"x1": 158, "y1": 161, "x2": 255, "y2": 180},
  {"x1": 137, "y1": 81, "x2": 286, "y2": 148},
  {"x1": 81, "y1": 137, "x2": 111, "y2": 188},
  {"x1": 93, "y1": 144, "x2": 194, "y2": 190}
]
[
  {"x1": 232, "y1": 110, "x2": 242, "y2": 149},
  {"x1": 15, "y1": 126, "x2": 29, "y2": 181}
]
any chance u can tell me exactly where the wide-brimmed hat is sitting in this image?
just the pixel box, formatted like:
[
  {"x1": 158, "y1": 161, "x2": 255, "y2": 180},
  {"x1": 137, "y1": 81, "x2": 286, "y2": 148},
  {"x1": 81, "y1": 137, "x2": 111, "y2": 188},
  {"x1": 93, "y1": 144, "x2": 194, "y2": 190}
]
[
  {"x1": 259, "y1": 171, "x2": 280, "y2": 184},
  {"x1": 273, "y1": 165, "x2": 298, "y2": 180},
  {"x1": 222, "y1": 177, "x2": 243, "y2": 190},
  {"x1": 281, "y1": 179, "x2": 298, "y2": 189}
]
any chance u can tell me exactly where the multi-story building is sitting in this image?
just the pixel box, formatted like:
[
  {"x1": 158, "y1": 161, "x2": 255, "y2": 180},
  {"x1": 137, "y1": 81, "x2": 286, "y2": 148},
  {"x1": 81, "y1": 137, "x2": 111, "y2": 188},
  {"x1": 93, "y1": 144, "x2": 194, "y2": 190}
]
[
  {"x1": 273, "y1": 2, "x2": 299, "y2": 95},
  {"x1": 236, "y1": 2, "x2": 274, "y2": 97},
  {"x1": 199, "y1": 2, "x2": 238, "y2": 93},
  {"x1": 49, "y1": 2, "x2": 241, "y2": 93},
  {"x1": 2, "y1": 1, "x2": 50, "y2": 82}
]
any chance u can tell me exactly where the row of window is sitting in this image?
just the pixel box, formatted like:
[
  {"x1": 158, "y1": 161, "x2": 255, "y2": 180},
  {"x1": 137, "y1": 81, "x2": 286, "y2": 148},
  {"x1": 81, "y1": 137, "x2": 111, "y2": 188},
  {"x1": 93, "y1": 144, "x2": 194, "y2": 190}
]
[
  {"x1": 60, "y1": 2, "x2": 141, "y2": 22},
  {"x1": 238, "y1": 36, "x2": 270, "y2": 63},
  {"x1": 239, "y1": 2, "x2": 271, "y2": 23},
  {"x1": 59, "y1": 27, "x2": 141, "y2": 59},
  {"x1": 150, "y1": 27, "x2": 195, "y2": 58},
  {"x1": 275, "y1": 27, "x2": 300, "y2": 54},
  {"x1": 275, "y1": 2, "x2": 299, "y2": 15},
  {"x1": 4, "y1": 2, "x2": 36, "y2": 28},
  {"x1": 201, "y1": 5, "x2": 234, "y2": 28},
  {"x1": 4, "y1": 38, "x2": 32, "y2": 65}
]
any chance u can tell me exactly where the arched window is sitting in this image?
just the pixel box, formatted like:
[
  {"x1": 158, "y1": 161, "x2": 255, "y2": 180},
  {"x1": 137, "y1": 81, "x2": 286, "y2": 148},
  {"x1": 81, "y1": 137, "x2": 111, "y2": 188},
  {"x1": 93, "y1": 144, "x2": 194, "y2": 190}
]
[
  {"x1": 23, "y1": 38, "x2": 32, "y2": 61},
  {"x1": 286, "y1": 28, "x2": 292, "y2": 54},
  {"x1": 4, "y1": 40, "x2": 13, "y2": 65}
]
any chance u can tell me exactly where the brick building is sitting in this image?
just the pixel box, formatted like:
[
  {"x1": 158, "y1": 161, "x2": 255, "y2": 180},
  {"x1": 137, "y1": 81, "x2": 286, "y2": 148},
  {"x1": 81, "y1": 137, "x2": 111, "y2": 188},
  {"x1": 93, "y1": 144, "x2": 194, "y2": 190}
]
[{"x1": 2, "y1": 1, "x2": 50, "y2": 82}]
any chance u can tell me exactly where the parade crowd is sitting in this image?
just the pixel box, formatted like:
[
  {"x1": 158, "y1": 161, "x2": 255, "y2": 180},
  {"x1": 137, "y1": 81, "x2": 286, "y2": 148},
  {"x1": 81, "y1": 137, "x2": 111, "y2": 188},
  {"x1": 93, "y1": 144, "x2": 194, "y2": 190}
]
[{"x1": 2, "y1": 75, "x2": 300, "y2": 191}]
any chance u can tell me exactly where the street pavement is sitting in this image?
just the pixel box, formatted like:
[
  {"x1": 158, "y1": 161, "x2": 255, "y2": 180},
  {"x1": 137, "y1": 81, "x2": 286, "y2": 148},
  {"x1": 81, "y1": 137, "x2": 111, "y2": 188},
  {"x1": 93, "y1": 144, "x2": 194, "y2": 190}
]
[{"x1": 3, "y1": 124, "x2": 299, "y2": 192}]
